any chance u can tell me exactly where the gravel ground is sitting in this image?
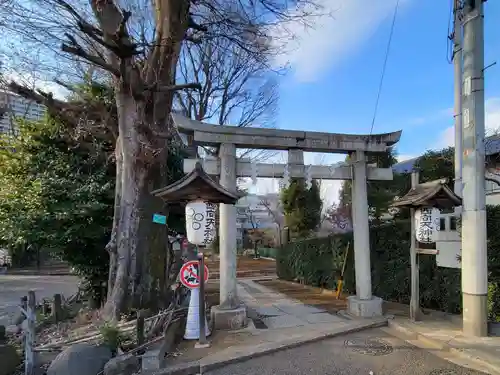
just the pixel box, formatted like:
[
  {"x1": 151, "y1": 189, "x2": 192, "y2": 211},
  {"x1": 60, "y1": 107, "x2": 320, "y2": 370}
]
[{"x1": 207, "y1": 328, "x2": 487, "y2": 375}]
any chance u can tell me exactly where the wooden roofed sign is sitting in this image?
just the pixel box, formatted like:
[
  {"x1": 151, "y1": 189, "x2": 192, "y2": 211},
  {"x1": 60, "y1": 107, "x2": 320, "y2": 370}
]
[
  {"x1": 151, "y1": 161, "x2": 243, "y2": 205},
  {"x1": 392, "y1": 178, "x2": 462, "y2": 249},
  {"x1": 391, "y1": 178, "x2": 462, "y2": 210}
]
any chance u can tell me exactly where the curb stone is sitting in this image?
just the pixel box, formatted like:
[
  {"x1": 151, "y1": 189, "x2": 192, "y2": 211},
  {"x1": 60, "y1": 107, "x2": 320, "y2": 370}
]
[
  {"x1": 385, "y1": 320, "x2": 500, "y2": 375},
  {"x1": 149, "y1": 318, "x2": 388, "y2": 375}
]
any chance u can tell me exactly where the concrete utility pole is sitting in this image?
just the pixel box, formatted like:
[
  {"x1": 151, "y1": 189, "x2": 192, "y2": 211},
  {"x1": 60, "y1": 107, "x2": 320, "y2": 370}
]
[
  {"x1": 461, "y1": 0, "x2": 488, "y2": 337},
  {"x1": 409, "y1": 171, "x2": 420, "y2": 321},
  {"x1": 453, "y1": 0, "x2": 463, "y2": 197}
]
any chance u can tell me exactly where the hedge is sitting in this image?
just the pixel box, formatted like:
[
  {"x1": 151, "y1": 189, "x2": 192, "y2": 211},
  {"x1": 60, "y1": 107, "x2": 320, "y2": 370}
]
[
  {"x1": 258, "y1": 247, "x2": 277, "y2": 259},
  {"x1": 277, "y1": 205, "x2": 500, "y2": 318}
]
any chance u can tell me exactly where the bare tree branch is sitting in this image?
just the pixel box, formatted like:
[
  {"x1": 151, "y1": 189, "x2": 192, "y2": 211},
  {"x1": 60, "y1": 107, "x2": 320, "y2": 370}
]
[
  {"x1": 0, "y1": 0, "x2": 325, "y2": 321},
  {"x1": 175, "y1": 30, "x2": 279, "y2": 161},
  {"x1": 260, "y1": 196, "x2": 284, "y2": 229},
  {"x1": 61, "y1": 33, "x2": 121, "y2": 76},
  {"x1": 147, "y1": 82, "x2": 202, "y2": 92}
]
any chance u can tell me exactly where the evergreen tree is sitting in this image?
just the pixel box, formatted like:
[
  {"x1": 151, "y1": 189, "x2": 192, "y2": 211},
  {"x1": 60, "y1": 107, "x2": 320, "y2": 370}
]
[
  {"x1": 338, "y1": 147, "x2": 455, "y2": 222},
  {"x1": 0, "y1": 83, "x2": 187, "y2": 305},
  {"x1": 0, "y1": 116, "x2": 114, "y2": 304},
  {"x1": 281, "y1": 179, "x2": 322, "y2": 238},
  {"x1": 339, "y1": 148, "x2": 407, "y2": 221}
]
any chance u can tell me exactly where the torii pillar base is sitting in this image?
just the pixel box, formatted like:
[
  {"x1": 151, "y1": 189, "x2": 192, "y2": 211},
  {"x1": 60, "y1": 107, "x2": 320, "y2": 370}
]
[
  {"x1": 211, "y1": 304, "x2": 248, "y2": 330},
  {"x1": 347, "y1": 296, "x2": 383, "y2": 318}
]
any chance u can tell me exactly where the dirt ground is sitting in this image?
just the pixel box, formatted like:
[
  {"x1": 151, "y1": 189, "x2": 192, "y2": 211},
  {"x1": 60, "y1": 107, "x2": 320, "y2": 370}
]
[
  {"x1": 255, "y1": 279, "x2": 348, "y2": 313},
  {"x1": 205, "y1": 257, "x2": 275, "y2": 270},
  {"x1": 206, "y1": 256, "x2": 276, "y2": 279},
  {"x1": 256, "y1": 279, "x2": 441, "y2": 319}
]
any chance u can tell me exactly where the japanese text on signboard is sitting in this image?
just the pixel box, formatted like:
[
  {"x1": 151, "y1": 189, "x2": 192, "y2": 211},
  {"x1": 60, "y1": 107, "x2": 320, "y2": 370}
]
[
  {"x1": 417, "y1": 207, "x2": 434, "y2": 243},
  {"x1": 204, "y1": 202, "x2": 216, "y2": 245}
]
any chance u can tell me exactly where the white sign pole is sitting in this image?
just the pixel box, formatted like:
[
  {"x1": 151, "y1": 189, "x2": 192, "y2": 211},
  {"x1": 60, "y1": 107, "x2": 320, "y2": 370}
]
[{"x1": 196, "y1": 251, "x2": 210, "y2": 348}]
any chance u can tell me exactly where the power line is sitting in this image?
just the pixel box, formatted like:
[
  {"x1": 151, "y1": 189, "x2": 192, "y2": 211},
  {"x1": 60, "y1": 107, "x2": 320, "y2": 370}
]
[
  {"x1": 368, "y1": 0, "x2": 400, "y2": 137},
  {"x1": 446, "y1": 0, "x2": 454, "y2": 64},
  {"x1": 448, "y1": 0, "x2": 464, "y2": 64}
]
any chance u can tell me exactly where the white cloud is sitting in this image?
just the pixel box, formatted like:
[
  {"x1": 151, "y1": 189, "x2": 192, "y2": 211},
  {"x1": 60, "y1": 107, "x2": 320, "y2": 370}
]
[
  {"x1": 436, "y1": 126, "x2": 455, "y2": 149},
  {"x1": 3, "y1": 70, "x2": 69, "y2": 100},
  {"x1": 269, "y1": 0, "x2": 408, "y2": 82},
  {"x1": 408, "y1": 108, "x2": 453, "y2": 126},
  {"x1": 397, "y1": 154, "x2": 417, "y2": 162},
  {"x1": 436, "y1": 97, "x2": 500, "y2": 149}
]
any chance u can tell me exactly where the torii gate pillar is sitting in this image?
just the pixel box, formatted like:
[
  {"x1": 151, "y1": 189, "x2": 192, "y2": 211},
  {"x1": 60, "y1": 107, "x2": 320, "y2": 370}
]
[
  {"x1": 347, "y1": 150, "x2": 383, "y2": 317},
  {"x1": 211, "y1": 143, "x2": 247, "y2": 329}
]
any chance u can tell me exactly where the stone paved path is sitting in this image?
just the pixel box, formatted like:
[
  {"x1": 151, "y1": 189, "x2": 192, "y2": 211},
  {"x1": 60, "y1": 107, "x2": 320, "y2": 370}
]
[
  {"x1": 237, "y1": 279, "x2": 348, "y2": 330},
  {"x1": 143, "y1": 280, "x2": 369, "y2": 372},
  {"x1": 206, "y1": 328, "x2": 487, "y2": 375}
]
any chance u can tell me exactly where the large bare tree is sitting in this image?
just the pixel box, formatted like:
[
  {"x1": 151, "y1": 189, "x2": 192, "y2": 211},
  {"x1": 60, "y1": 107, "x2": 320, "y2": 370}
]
[
  {"x1": 175, "y1": 34, "x2": 278, "y2": 160},
  {"x1": 0, "y1": 0, "x2": 321, "y2": 320}
]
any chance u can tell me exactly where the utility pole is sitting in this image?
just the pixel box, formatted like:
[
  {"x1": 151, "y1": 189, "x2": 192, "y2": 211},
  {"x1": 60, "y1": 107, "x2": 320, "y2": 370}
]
[
  {"x1": 409, "y1": 171, "x2": 421, "y2": 321},
  {"x1": 453, "y1": 0, "x2": 463, "y2": 197},
  {"x1": 461, "y1": 0, "x2": 488, "y2": 337}
]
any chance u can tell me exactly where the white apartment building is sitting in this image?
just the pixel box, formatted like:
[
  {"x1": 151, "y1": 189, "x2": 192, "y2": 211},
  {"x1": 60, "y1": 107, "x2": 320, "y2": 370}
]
[{"x1": 0, "y1": 90, "x2": 46, "y2": 134}]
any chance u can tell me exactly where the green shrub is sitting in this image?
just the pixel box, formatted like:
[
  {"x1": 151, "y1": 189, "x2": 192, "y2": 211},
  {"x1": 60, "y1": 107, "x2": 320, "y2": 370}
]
[
  {"x1": 277, "y1": 235, "x2": 350, "y2": 289},
  {"x1": 99, "y1": 322, "x2": 122, "y2": 354},
  {"x1": 258, "y1": 247, "x2": 277, "y2": 259},
  {"x1": 277, "y1": 205, "x2": 500, "y2": 317}
]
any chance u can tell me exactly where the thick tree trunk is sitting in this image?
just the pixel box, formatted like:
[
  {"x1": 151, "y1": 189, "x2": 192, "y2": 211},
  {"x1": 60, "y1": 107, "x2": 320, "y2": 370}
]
[
  {"x1": 106, "y1": 136, "x2": 122, "y2": 300},
  {"x1": 102, "y1": 92, "x2": 171, "y2": 320},
  {"x1": 92, "y1": 0, "x2": 191, "y2": 321}
]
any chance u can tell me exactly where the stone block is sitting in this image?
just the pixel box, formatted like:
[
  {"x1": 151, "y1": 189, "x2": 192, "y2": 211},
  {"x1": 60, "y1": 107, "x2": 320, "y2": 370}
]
[
  {"x1": 211, "y1": 305, "x2": 247, "y2": 330},
  {"x1": 141, "y1": 349, "x2": 163, "y2": 371},
  {"x1": 347, "y1": 296, "x2": 383, "y2": 318},
  {"x1": 47, "y1": 343, "x2": 112, "y2": 375},
  {"x1": 0, "y1": 344, "x2": 21, "y2": 375},
  {"x1": 104, "y1": 353, "x2": 139, "y2": 375}
]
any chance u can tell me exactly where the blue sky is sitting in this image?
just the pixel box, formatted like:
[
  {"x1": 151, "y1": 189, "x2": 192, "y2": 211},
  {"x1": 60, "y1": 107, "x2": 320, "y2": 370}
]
[
  {"x1": 3, "y1": 0, "x2": 498, "y2": 204},
  {"x1": 273, "y1": 0, "x2": 500, "y2": 162},
  {"x1": 247, "y1": 0, "x2": 500, "y2": 203}
]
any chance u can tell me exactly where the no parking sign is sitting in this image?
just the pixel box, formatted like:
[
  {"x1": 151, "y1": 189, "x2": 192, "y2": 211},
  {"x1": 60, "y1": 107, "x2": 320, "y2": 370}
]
[{"x1": 179, "y1": 260, "x2": 209, "y2": 289}]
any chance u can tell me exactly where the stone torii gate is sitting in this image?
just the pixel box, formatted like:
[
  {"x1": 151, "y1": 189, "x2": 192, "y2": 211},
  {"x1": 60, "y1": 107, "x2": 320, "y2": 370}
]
[{"x1": 172, "y1": 113, "x2": 402, "y2": 328}]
